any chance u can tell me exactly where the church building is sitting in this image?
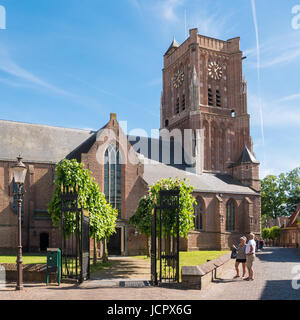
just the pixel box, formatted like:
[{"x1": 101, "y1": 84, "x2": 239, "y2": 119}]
[{"x1": 0, "y1": 28, "x2": 261, "y2": 255}]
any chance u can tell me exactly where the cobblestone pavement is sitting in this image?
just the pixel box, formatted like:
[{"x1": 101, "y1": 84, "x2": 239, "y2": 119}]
[
  {"x1": 0, "y1": 248, "x2": 299, "y2": 300},
  {"x1": 197, "y1": 247, "x2": 300, "y2": 300}
]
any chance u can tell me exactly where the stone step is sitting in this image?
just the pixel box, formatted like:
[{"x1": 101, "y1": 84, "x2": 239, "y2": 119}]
[{"x1": 80, "y1": 279, "x2": 151, "y2": 288}]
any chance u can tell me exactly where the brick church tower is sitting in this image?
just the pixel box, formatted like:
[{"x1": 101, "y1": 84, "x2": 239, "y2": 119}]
[{"x1": 160, "y1": 28, "x2": 259, "y2": 191}]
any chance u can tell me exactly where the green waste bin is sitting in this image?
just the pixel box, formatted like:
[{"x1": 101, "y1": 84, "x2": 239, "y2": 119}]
[{"x1": 46, "y1": 248, "x2": 61, "y2": 286}]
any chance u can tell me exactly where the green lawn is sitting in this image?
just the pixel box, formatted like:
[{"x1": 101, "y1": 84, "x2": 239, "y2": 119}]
[
  {"x1": 0, "y1": 254, "x2": 114, "y2": 273},
  {"x1": 179, "y1": 250, "x2": 230, "y2": 267},
  {"x1": 90, "y1": 260, "x2": 115, "y2": 273},
  {"x1": 132, "y1": 250, "x2": 229, "y2": 266},
  {"x1": 0, "y1": 254, "x2": 47, "y2": 264},
  {"x1": 131, "y1": 250, "x2": 229, "y2": 280}
]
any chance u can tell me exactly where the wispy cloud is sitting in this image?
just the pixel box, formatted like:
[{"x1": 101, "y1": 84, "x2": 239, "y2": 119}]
[
  {"x1": 259, "y1": 153, "x2": 300, "y2": 178},
  {"x1": 248, "y1": 93, "x2": 300, "y2": 128},
  {"x1": 144, "y1": 77, "x2": 162, "y2": 87},
  {"x1": 250, "y1": 0, "x2": 265, "y2": 169},
  {"x1": 128, "y1": 0, "x2": 185, "y2": 22},
  {"x1": 261, "y1": 45, "x2": 300, "y2": 68},
  {"x1": 0, "y1": 77, "x2": 25, "y2": 88},
  {"x1": 0, "y1": 44, "x2": 72, "y2": 97},
  {"x1": 190, "y1": 8, "x2": 235, "y2": 39},
  {"x1": 279, "y1": 93, "x2": 300, "y2": 102},
  {"x1": 158, "y1": 0, "x2": 184, "y2": 22},
  {"x1": 129, "y1": 0, "x2": 234, "y2": 41},
  {"x1": 128, "y1": 0, "x2": 143, "y2": 16},
  {"x1": 245, "y1": 33, "x2": 300, "y2": 69},
  {"x1": 0, "y1": 44, "x2": 117, "y2": 115}
]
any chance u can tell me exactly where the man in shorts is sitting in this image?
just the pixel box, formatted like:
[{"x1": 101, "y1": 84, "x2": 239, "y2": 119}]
[{"x1": 244, "y1": 233, "x2": 256, "y2": 281}]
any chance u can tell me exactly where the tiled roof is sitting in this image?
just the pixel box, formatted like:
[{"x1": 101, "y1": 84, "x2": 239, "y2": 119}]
[
  {"x1": 229, "y1": 146, "x2": 259, "y2": 168},
  {"x1": 287, "y1": 208, "x2": 300, "y2": 228},
  {"x1": 0, "y1": 119, "x2": 95, "y2": 163},
  {"x1": 141, "y1": 157, "x2": 259, "y2": 195},
  {"x1": 0, "y1": 119, "x2": 259, "y2": 195}
]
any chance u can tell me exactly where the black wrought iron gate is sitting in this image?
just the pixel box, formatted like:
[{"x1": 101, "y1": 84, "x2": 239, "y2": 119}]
[
  {"x1": 60, "y1": 187, "x2": 90, "y2": 283},
  {"x1": 81, "y1": 212, "x2": 90, "y2": 281},
  {"x1": 151, "y1": 189, "x2": 180, "y2": 285}
]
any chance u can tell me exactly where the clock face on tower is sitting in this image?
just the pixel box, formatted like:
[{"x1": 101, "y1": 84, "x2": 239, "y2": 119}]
[
  {"x1": 172, "y1": 70, "x2": 184, "y2": 88},
  {"x1": 208, "y1": 61, "x2": 223, "y2": 80}
]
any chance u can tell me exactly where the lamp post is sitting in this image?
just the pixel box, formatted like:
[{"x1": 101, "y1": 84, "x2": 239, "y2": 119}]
[{"x1": 12, "y1": 156, "x2": 27, "y2": 291}]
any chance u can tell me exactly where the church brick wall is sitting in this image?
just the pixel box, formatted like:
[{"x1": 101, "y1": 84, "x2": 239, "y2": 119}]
[{"x1": 0, "y1": 160, "x2": 59, "y2": 253}]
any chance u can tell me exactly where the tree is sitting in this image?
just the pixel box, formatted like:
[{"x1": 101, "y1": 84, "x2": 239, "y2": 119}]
[
  {"x1": 261, "y1": 174, "x2": 288, "y2": 219},
  {"x1": 284, "y1": 167, "x2": 300, "y2": 215},
  {"x1": 269, "y1": 226, "x2": 281, "y2": 240},
  {"x1": 262, "y1": 228, "x2": 270, "y2": 240},
  {"x1": 261, "y1": 167, "x2": 300, "y2": 223},
  {"x1": 129, "y1": 178, "x2": 196, "y2": 254},
  {"x1": 48, "y1": 159, "x2": 118, "y2": 262}
]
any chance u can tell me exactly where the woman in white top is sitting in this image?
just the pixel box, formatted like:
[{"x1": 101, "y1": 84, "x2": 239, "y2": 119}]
[{"x1": 244, "y1": 233, "x2": 256, "y2": 281}]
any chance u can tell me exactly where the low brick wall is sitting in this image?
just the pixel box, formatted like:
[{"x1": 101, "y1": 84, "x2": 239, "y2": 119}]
[
  {"x1": 181, "y1": 252, "x2": 234, "y2": 289},
  {"x1": 0, "y1": 264, "x2": 59, "y2": 283}
]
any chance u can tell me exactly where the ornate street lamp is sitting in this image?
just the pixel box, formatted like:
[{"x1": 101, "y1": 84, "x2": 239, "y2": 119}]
[{"x1": 12, "y1": 156, "x2": 27, "y2": 291}]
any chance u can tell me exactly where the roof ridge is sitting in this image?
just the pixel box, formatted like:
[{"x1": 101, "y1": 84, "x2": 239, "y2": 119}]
[
  {"x1": 0, "y1": 119, "x2": 96, "y2": 133},
  {"x1": 288, "y1": 208, "x2": 300, "y2": 226}
]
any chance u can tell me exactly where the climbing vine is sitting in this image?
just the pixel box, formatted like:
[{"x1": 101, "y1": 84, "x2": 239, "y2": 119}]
[
  {"x1": 48, "y1": 159, "x2": 118, "y2": 241},
  {"x1": 130, "y1": 178, "x2": 196, "y2": 239}
]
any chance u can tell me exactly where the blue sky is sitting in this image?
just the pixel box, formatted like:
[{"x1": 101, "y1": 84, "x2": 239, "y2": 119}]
[{"x1": 0, "y1": 0, "x2": 299, "y2": 178}]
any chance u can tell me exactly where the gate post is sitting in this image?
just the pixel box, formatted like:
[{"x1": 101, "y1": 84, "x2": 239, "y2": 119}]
[
  {"x1": 151, "y1": 196, "x2": 157, "y2": 285},
  {"x1": 80, "y1": 208, "x2": 90, "y2": 283}
]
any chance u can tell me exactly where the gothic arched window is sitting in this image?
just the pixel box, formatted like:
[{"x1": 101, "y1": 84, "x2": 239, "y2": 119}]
[
  {"x1": 226, "y1": 199, "x2": 235, "y2": 231},
  {"x1": 194, "y1": 197, "x2": 204, "y2": 230},
  {"x1": 104, "y1": 144, "x2": 121, "y2": 217}
]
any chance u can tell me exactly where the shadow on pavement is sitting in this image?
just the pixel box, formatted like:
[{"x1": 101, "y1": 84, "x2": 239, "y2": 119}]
[
  {"x1": 91, "y1": 258, "x2": 150, "y2": 280},
  {"x1": 260, "y1": 280, "x2": 300, "y2": 300},
  {"x1": 257, "y1": 247, "x2": 300, "y2": 263},
  {"x1": 212, "y1": 277, "x2": 242, "y2": 284}
]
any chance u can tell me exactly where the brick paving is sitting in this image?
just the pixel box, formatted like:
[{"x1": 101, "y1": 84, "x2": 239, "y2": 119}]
[
  {"x1": 0, "y1": 248, "x2": 299, "y2": 300},
  {"x1": 197, "y1": 247, "x2": 300, "y2": 300}
]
